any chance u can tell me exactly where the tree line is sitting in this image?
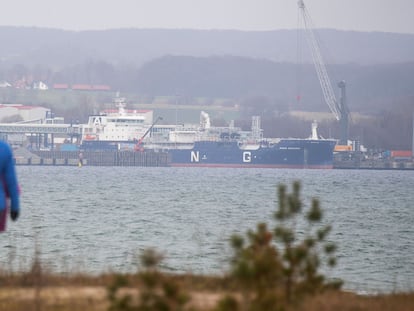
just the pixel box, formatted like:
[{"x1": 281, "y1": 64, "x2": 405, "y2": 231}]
[{"x1": 0, "y1": 55, "x2": 413, "y2": 150}]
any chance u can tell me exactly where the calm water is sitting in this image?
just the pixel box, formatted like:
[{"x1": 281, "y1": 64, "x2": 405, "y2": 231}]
[{"x1": 1, "y1": 166, "x2": 413, "y2": 294}]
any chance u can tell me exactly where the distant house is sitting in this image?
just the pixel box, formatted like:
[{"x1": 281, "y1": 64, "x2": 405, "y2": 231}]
[
  {"x1": 71, "y1": 84, "x2": 111, "y2": 91},
  {"x1": 13, "y1": 79, "x2": 28, "y2": 89},
  {"x1": 53, "y1": 83, "x2": 69, "y2": 90},
  {"x1": 0, "y1": 81, "x2": 11, "y2": 88},
  {"x1": 33, "y1": 81, "x2": 49, "y2": 90},
  {"x1": 92, "y1": 84, "x2": 111, "y2": 91},
  {"x1": 71, "y1": 84, "x2": 93, "y2": 91},
  {"x1": 51, "y1": 83, "x2": 111, "y2": 91}
]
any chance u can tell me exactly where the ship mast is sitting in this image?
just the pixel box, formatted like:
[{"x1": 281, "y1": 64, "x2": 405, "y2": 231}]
[{"x1": 113, "y1": 92, "x2": 127, "y2": 116}]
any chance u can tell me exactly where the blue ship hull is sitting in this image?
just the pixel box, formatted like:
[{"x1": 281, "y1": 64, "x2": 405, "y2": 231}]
[
  {"x1": 80, "y1": 138, "x2": 336, "y2": 169},
  {"x1": 169, "y1": 139, "x2": 336, "y2": 169}
]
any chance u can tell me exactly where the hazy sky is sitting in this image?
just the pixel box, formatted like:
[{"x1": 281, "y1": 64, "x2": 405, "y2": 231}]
[{"x1": 1, "y1": 0, "x2": 413, "y2": 34}]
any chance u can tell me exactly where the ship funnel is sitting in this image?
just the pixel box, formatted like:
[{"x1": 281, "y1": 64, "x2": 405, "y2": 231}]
[
  {"x1": 311, "y1": 120, "x2": 319, "y2": 140},
  {"x1": 114, "y1": 93, "x2": 126, "y2": 116},
  {"x1": 200, "y1": 111, "x2": 211, "y2": 130},
  {"x1": 251, "y1": 116, "x2": 261, "y2": 139}
]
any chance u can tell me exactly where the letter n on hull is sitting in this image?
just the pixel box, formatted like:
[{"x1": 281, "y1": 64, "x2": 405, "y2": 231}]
[{"x1": 191, "y1": 151, "x2": 199, "y2": 162}]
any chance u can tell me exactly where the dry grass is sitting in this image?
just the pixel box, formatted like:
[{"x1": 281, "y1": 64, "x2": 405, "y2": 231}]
[
  {"x1": 0, "y1": 273, "x2": 413, "y2": 311},
  {"x1": 0, "y1": 286, "x2": 107, "y2": 311},
  {"x1": 295, "y1": 291, "x2": 414, "y2": 311}
]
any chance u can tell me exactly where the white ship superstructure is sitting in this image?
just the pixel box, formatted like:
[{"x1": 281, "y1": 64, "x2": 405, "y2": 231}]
[{"x1": 80, "y1": 96, "x2": 153, "y2": 142}]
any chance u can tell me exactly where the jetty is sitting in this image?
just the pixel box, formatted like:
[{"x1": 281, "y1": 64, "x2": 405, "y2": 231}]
[
  {"x1": 333, "y1": 151, "x2": 414, "y2": 170},
  {"x1": 13, "y1": 148, "x2": 170, "y2": 167}
]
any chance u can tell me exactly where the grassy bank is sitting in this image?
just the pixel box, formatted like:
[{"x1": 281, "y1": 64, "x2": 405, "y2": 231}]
[{"x1": 0, "y1": 272, "x2": 413, "y2": 311}]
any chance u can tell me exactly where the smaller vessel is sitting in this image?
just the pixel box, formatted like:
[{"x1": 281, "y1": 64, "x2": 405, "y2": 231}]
[{"x1": 80, "y1": 95, "x2": 153, "y2": 146}]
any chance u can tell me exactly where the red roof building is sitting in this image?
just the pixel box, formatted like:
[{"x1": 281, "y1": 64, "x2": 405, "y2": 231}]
[
  {"x1": 71, "y1": 84, "x2": 94, "y2": 91},
  {"x1": 53, "y1": 84, "x2": 69, "y2": 90},
  {"x1": 92, "y1": 85, "x2": 111, "y2": 91}
]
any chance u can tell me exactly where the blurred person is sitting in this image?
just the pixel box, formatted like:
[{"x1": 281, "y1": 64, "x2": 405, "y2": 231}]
[{"x1": 0, "y1": 141, "x2": 20, "y2": 232}]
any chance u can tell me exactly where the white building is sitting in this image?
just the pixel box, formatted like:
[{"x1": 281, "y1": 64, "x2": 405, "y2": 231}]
[
  {"x1": 0, "y1": 81, "x2": 11, "y2": 88},
  {"x1": 0, "y1": 104, "x2": 51, "y2": 123},
  {"x1": 33, "y1": 81, "x2": 49, "y2": 90}
]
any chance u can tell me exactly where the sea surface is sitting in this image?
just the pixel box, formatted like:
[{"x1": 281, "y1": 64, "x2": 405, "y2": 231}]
[{"x1": 1, "y1": 166, "x2": 413, "y2": 294}]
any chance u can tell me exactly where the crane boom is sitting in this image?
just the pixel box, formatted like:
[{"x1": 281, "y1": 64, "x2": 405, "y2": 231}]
[
  {"x1": 134, "y1": 116, "x2": 163, "y2": 151},
  {"x1": 298, "y1": 0, "x2": 340, "y2": 121}
]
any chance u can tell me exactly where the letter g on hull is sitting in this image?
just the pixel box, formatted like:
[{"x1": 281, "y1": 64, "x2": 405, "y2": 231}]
[{"x1": 243, "y1": 152, "x2": 251, "y2": 163}]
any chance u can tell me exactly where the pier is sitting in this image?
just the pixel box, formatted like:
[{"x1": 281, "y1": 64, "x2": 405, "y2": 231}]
[
  {"x1": 14, "y1": 149, "x2": 170, "y2": 167},
  {"x1": 333, "y1": 154, "x2": 414, "y2": 170}
]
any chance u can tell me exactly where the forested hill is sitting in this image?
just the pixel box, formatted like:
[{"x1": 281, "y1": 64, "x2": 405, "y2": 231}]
[
  {"x1": 1, "y1": 27, "x2": 414, "y2": 68},
  {"x1": 0, "y1": 27, "x2": 413, "y2": 118},
  {"x1": 132, "y1": 56, "x2": 414, "y2": 113}
]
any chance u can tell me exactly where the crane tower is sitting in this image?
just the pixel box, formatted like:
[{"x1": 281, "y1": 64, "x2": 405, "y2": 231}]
[{"x1": 297, "y1": 0, "x2": 349, "y2": 145}]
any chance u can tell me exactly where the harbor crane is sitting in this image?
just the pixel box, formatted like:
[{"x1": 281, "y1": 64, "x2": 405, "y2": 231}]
[
  {"x1": 297, "y1": 0, "x2": 349, "y2": 145},
  {"x1": 134, "y1": 116, "x2": 163, "y2": 151}
]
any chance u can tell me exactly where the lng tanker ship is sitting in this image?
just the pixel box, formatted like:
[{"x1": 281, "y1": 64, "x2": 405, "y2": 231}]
[
  {"x1": 79, "y1": 99, "x2": 336, "y2": 169},
  {"x1": 165, "y1": 139, "x2": 336, "y2": 169}
]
